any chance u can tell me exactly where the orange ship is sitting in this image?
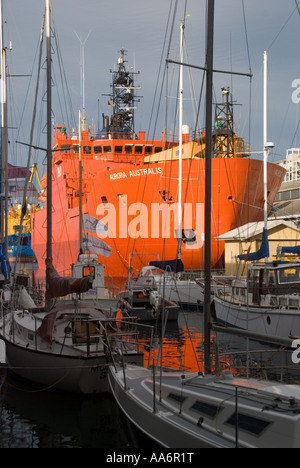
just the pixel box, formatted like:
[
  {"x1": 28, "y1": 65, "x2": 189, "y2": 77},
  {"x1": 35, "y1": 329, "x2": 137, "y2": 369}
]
[{"x1": 31, "y1": 51, "x2": 285, "y2": 286}]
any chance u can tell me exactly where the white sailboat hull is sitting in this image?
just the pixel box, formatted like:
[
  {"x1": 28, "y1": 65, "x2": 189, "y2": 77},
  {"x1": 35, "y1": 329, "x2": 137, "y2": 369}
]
[
  {"x1": 109, "y1": 365, "x2": 300, "y2": 448},
  {"x1": 4, "y1": 338, "x2": 110, "y2": 393},
  {"x1": 4, "y1": 338, "x2": 143, "y2": 394},
  {"x1": 214, "y1": 296, "x2": 300, "y2": 341},
  {"x1": 108, "y1": 367, "x2": 232, "y2": 448},
  {"x1": 155, "y1": 278, "x2": 204, "y2": 310}
]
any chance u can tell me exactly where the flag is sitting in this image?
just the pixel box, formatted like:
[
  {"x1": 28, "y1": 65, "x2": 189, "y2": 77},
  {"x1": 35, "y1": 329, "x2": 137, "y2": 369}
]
[
  {"x1": 82, "y1": 234, "x2": 112, "y2": 258},
  {"x1": 82, "y1": 213, "x2": 108, "y2": 237}
]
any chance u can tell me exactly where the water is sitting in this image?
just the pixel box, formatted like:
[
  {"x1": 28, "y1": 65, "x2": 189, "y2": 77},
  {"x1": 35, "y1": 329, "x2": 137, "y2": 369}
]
[
  {"x1": 0, "y1": 311, "x2": 299, "y2": 448},
  {"x1": 0, "y1": 378, "x2": 143, "y2": 448}
]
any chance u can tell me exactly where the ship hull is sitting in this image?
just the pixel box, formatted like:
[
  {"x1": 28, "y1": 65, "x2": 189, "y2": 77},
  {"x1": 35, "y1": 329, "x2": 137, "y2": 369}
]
[{"x1": 32, "y1": 156, "x2": 285, "y2": 286}]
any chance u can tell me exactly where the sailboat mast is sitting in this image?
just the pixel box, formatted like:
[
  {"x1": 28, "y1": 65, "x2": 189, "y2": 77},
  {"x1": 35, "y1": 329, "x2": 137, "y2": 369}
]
[
  {"x1": 263, "y1": 51, "x2": 274, "y2": 263},
  {"x1": 263, "y1": 51, "x2": 269, "y2": 227},
  {"x1": 46, "y1": 0, "x2": 52, "y2": 262},
  {"x1": 79, "y1": 109, "x2": 83, "y2": 251},
  {"x1": 204, "y1": 0, "x2": 215, "y2": 375},
  {"x1": 177, "y1": 21, "x2": 184, "y2": 261},
  {"x1": 0, "y1": 0, "x2": 8, "y2": 262}
]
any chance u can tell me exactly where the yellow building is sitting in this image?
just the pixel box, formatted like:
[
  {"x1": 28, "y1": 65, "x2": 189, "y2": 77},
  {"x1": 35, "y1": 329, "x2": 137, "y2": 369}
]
[{"x1": 217, "y1": 220, "x2": 300, "y2": 276}]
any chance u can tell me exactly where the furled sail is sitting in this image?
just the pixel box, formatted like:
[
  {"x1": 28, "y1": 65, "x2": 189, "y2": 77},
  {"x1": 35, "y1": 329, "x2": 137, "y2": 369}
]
[
  {"x1": 46, "y1": 258, "x2": 93, "y2": 298},
  {"x1": 149, "y1": 259, "x2": 185, "y2": 273},
  {"x1": 238, "y1": 228, "x2": 269, "y2": 262},
  {"x1": 280, "y1": 245, "x2": 300, "y2": 256}
]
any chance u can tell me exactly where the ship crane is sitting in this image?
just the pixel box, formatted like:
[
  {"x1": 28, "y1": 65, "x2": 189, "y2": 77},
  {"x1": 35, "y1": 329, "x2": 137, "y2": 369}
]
[{"x1": 29, "y1": 163, "x2": 42, "y2": 191}]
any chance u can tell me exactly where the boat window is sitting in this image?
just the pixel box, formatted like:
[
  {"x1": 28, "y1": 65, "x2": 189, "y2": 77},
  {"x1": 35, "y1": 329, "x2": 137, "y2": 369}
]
[
  {"x1": 167, "y1": 393, "x2": 187, "y2": 405},
  {"x1": 135, "y1": 145, "x2": 143, "y2": 154},
  {"x1": 103, "y1": 146, "x2": 112, "y2": 154},
  {"x1": 145, "y1": 145, "x2": 153, "y2": 154},
  {"x1": 144, "y1": 268, "x2": 164, "y2": 276},
  {"x1": 94, "y1": 146, "x2": 102, "y2": 154},
  {"x1": 83, "y1": 266, "x2": 95, "y2": 279},
  {"x1": 83, "y1": 146, "x2": 92, "y2": 154},
  {"x1": 115, "y1": 146, "x2": 123, "y2": 154},
  {"x1": 226, "y1": 412, "x2": 271, "y2": 436},
  {"x1": 278, "y1": 267, "x2": 300, "y2": 284},
  {"x1": 266, "y1": 270, "x2": 276, "y2": 286},
  {"x1": 73, "y1": 145, "x2": 79, "y2": 154},
  {"x1": 155, "y1": 147, "x2": 163, "y2": 153},
  {"x1": 61, "y1": 144, "x2": 71, "y2": 153},
  {"x1": 191, "y1": 400, "x2": 221, "y2": 419},
  {"x1": 73, "y1": 320, "x2": 100, "y2": 345},
  {"x1": 125, "y1": 145, "x2": 133, "y2": 154}
]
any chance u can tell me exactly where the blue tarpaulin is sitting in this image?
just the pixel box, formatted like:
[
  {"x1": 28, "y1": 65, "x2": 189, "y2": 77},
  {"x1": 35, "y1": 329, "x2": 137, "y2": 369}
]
[{"x1": 238, "y1": 228, "x2": 270, "y2": 262}]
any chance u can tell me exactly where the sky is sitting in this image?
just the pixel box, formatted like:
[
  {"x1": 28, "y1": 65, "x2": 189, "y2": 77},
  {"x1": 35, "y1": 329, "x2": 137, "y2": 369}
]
[{"x1": 3, "y1": 0, "x2": 300, "y2": 174}]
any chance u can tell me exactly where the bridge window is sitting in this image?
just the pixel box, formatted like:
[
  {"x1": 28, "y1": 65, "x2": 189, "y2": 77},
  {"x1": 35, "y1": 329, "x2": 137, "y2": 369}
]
[
  {"x1": 115, "y1": 146, "x2": 123, "y2": 154},
  {"x1": 94, "y1": 146, "x2": 102, "y2": 154},
  {"x1": 135, "y1": 145, "x2": 143, "y2": 154}
]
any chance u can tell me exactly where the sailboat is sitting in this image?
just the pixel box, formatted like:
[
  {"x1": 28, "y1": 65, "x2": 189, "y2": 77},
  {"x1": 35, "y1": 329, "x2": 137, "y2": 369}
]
[
  {"x1": 0, "y1": 0, "x2": 143, "y2": 394},
  {"x1": 213, "y1": 52, "x2": 300, "y2": 342},
  {"x1": 108, "y1": 3, "x2": 300, "y2": 448}
]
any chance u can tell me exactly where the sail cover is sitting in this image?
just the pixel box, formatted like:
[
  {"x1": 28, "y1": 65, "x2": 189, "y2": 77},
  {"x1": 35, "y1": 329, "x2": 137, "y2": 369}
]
[
  {"x1": 280, "y1": 245, "x2": 300, "y2": 255},
  {"x1": 238, "y1": 228, "x2": 270, "y2": 262},
  {"x1": 46, "y1": 258, "x2": 93, "y2": 298},
  {"x1": 149, "y1": 259, "x2": 185, "y2": 273}
]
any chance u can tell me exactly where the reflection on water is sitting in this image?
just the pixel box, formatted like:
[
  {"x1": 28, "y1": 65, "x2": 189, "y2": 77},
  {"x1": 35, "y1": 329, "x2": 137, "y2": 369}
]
[
  {"x1": 0, "y1": 311, "x2": 299, "y2": 448},
  {"x1": 139, "y1": 313, "x2": 206, "y2": 373},
  {"x1": 0, "y1": 375, "x2": 140, "y2": 448}
]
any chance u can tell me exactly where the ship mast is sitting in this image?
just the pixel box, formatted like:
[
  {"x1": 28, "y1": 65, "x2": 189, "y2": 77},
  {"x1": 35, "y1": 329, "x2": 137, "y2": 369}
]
[
  {"x1": 212, "y1": 87, "x2": 235, "y2": 158},
  {"x1": 101, "y1": 49, "x2": 141, "y2": 139}
]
